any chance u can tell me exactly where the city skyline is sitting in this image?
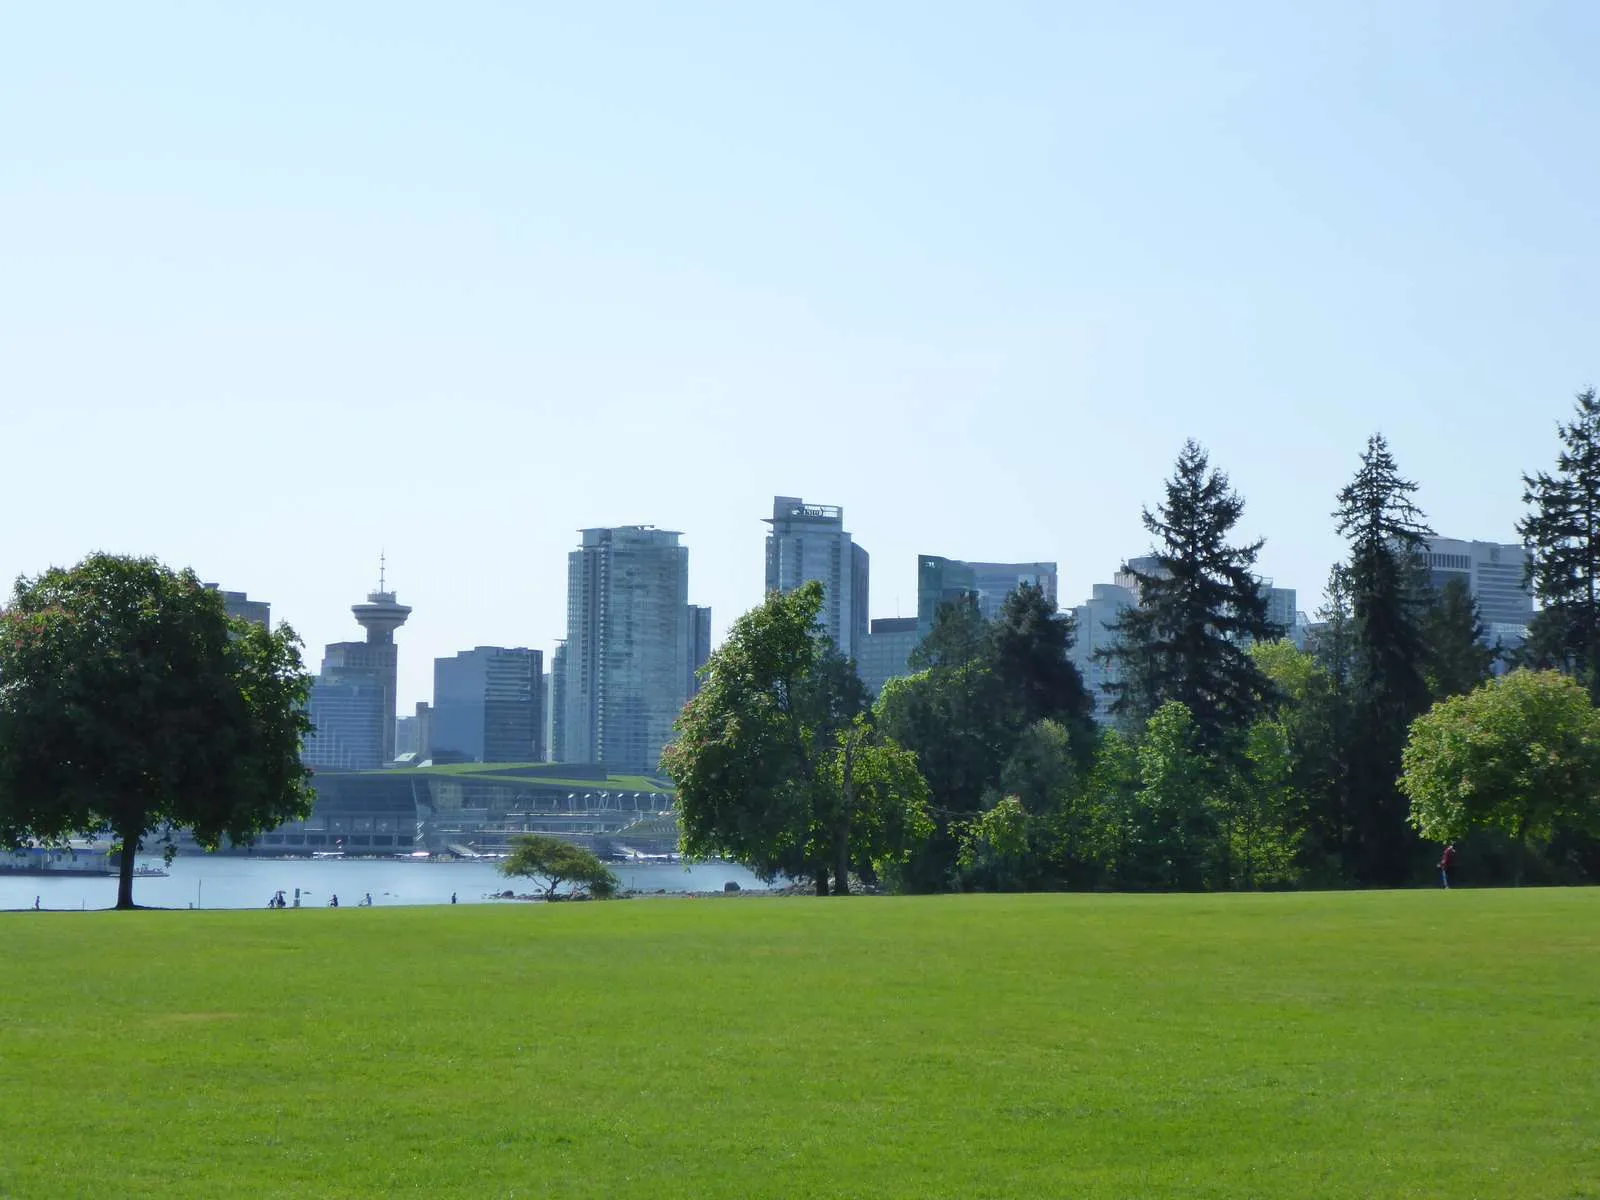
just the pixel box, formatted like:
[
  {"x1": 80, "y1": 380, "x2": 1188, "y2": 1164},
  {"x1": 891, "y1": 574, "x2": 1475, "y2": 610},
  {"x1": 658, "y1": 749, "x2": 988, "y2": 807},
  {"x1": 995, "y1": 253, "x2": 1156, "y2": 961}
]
[{"x1": 7, "y1": 5, "x2": 1594, "y2": 721}]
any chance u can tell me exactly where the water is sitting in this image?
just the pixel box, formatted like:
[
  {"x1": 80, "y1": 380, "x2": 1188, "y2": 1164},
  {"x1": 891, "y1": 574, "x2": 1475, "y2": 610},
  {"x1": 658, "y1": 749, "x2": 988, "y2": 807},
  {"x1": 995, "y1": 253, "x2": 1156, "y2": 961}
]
[{"x1": 1, "y1": 855, "x2": 774, "y2": 910}]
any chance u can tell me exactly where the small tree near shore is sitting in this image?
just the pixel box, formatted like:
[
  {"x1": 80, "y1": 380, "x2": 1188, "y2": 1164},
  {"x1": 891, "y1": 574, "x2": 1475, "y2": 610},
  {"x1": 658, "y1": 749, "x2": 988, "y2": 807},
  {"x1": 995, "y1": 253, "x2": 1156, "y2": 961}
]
[{"x1": 500, "y1": 834, "x2": 618, "y2": 900}]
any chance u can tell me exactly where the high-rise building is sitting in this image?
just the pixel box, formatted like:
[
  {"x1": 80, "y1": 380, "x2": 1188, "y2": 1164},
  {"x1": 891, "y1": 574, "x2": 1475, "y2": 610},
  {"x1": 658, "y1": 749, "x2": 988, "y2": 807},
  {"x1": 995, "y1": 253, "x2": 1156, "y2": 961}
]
[
  {"x1": 205, "y1": 585, "x2": 271, "y2": 628},
  {"x1": 563, "y1": 526, "x2": 692, "y2": 772},
  {"x1": 432, "y1": 647, "x2": 544, "y2": 763},
  {"x1": 764, "y1": 496, "x2": 869, "y2": 658},
  {"x1": 1070, "y1": 579, "x2": 1139, "y2": 723},
  {"x1": 550, "y1": 642, "x2": 568, "y2": 762},
  {"x1": 687, "y1": 604, "x2": 713, "y2": 696},
  {"x1": 916, "y1": 556, "x2": 1057, "y2": 635},
  {"x1": 1423, "y1": 537, "x2": 1533, "y2": 636},
  {"x1": 304, "y1": 668, "x2": 386, "y2": 769},
  {"x1": 857, "y1": 617, "x2": 921, "y2": 696}
]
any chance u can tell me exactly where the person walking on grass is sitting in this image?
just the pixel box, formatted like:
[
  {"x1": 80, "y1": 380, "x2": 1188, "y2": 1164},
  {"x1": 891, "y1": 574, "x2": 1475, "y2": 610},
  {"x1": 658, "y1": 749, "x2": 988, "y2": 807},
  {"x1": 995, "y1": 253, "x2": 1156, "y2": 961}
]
[{"x1": 1438, "y1": 843, "x2": 1457, "y2": 889}]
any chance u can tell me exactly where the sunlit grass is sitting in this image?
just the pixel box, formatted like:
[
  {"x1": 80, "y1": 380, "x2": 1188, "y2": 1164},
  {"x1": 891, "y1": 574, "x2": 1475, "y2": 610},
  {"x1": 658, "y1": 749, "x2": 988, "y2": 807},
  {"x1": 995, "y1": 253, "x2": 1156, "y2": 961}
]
[{"x1": 2, "y1": 890, "x2": 1596, "y2": 1198}]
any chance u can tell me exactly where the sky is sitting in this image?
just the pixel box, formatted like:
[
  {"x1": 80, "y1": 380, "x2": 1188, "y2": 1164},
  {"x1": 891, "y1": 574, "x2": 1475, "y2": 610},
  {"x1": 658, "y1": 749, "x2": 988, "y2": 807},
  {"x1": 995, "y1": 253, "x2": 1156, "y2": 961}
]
[{"x1": 4, "y1": 1, "x2": 1598, "y2": 713}]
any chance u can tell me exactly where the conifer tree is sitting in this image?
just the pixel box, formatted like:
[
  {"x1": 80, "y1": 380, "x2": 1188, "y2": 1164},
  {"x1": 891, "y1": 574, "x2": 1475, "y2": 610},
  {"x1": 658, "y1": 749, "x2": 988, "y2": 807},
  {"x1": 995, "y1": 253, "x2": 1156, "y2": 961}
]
[
  {"x1": 1102, "y1": 440, "x2": 1280, "y2": 754},
  {"x1": 1332, "y1": 433, "x2": 1434, "y2": 883},
  {"x1": 1519, "y1": 388, "x2": 1600, "y2": 699},
  {"x1": 1422, "y1": 577, "x2": 1496, "y2": 699}
]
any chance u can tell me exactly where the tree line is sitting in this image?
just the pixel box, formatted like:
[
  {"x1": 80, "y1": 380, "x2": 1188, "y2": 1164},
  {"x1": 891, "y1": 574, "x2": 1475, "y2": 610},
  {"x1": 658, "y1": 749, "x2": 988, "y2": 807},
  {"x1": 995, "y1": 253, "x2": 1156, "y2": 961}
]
[{"x1": 666, "y1": 391, "x2": 1600, "y2": 891}]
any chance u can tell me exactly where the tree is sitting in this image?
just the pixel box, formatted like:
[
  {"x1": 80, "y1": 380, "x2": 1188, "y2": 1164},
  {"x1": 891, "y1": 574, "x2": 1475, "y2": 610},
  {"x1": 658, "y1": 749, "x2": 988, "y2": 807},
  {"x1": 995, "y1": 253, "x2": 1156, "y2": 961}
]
[
  {"x1": 1250, "y1": 638, "x2": 1344, "y2": 883},
  {"x1": 1400, "y1": 670, "x2": 1600, "y2": 883},
  {"x1": 1129, "y1": 701, "x2": 1219, "y2": 890},
  {"x1": 0, "y1": 554, "x2": 315, "y2": 909},
  {"x1": 1422, "y1": 577, "x2": 1495, "y2": 700},
  {"x1": 813, "y1": 716, "x2": 934, "y2": 892},
  {"x1": 1308, "y1": 564, "x2": 1356, "y2": 689},
  {"x1": 1333, "y1": 434, "x2": 1435, "y2": 883},
  {"x1": 1102, "y1": 440, "x2": 1279, "y2": 754},
  {"x1": 1080, "y1": 727, "x2": 1140, "y2": 887},
  {"x1": 1520, "y1": 388, "x2": 1600, "y2": 699},
  {"x1": 500, "y1": 833, "x2": 619, "y2": 900},
  {"x1": 662, "y1": 582, "x2": 927, "y2": 895},
  {"x1": 989, "y1": 583, "x2": 1095, "y2": 752},
  {"x1": 877, "y1": 597, "x2": 1009, "y2": 891},
  {"x1": 956, "y1": 794, "x2": 1031, "y2": 889}
]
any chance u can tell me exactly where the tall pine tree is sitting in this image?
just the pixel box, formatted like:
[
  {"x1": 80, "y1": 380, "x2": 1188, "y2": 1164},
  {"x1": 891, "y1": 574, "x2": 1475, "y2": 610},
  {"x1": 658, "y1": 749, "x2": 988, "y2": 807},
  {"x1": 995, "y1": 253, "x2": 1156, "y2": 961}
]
[
  {"x1": 1333, "y1": 433, "x2": 1433, "y2": 883},
  {"x1": 1519, "y1": 387, "x2": 1600, "y2": 700},
  {"x1": 1422, "y1": 577, "x2": 1495, "y2": 699},
  {"x1": 1102, "y1": 440, "x2": 1280, "y2": 754}
]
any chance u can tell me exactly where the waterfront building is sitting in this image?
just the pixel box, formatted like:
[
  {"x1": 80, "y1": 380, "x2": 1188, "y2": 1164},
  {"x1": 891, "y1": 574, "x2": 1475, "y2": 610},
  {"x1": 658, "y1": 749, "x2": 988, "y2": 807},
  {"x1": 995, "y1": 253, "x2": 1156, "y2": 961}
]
[
  {"x1": 687, "y1": 604, "x2": 713, "y2": 696},
  {"x1": 857, "y1": 617, "x2": 921, "y2": 696},
  {"x1": 764, "y1": 496, "x2": 870, "y2": 658},
  {"x1": 432, "y1": 646, "x2": 544, "y2": 763},
  {"x1": 550, "y1": 642, "x2": 568, "y2": 762},
  {"x1": 563, "y1": 526, "x2": 693, "y2": 773},
  {"x1": 304, "y1": 668, "x2": 385, "y2": 769},
  {"x1": 916, "y1": 556, "x2": 1057, "y2": 635},
  {"x1": 1423, "y1": 536, "x2": 1533, "y2": 637}
]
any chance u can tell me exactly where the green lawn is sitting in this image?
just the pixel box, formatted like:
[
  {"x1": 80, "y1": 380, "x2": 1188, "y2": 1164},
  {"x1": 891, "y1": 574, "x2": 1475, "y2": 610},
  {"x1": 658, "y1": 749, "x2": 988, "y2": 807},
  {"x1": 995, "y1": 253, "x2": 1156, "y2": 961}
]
[{"x1": 2, "y1": 891, "x2": 1597, "y2": 1198}]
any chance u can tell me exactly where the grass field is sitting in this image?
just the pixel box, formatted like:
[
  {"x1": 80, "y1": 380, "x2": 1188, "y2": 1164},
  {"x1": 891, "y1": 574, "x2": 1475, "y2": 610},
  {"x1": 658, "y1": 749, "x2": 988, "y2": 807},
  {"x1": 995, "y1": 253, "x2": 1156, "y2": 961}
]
[{"x1": 2, "y1": 890, "x2": 1597, "y2": 1198}]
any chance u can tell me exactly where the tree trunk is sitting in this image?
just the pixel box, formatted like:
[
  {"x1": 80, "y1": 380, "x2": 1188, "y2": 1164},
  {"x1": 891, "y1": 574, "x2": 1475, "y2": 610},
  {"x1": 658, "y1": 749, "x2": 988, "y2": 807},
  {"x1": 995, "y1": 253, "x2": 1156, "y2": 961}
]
[
  {"x1": 813, "y1": 869, "x2": 830, "y2": 897},
  {"x1": 834, "y1": 736, "x2": 854, "y2": 896},
  {"x1": 115, "y1": 824, "x2": 139, "y2": 910}
]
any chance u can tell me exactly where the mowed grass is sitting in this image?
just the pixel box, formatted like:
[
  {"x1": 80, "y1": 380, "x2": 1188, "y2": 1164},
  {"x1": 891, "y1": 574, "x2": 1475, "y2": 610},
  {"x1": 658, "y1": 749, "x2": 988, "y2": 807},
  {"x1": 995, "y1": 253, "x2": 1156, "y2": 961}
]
[{"x1": 2, "y1": 891, "x2": 1597, "y2": 1199}]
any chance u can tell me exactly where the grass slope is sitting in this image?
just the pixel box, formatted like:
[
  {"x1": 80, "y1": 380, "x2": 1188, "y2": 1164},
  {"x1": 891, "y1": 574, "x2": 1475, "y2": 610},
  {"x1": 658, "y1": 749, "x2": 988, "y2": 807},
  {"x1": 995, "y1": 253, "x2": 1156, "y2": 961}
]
[{"x1": 2, "y1": 891, "x2": 1597, "y2": 1198}]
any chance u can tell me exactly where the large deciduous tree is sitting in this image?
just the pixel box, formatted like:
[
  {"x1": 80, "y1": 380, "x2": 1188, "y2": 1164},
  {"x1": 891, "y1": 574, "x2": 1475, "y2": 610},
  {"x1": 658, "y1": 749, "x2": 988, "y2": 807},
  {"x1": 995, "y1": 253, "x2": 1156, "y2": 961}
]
[
  {"x1": 0, "y1": 554, "x2": 315, "y2": 908},
  {"x1": 1400, "y1": 669, "x2": 1600, "y2": 883},
  {"x1": 1333, "y1": 433, "x2": 1434, "y2": 883},
  {"x1": 661, "y1": 581, "x2": 930, "y2": 895},
  {"x1": 1520, "y1": 388, "x2": 1600, "y2": 699},
  {"x1": 1102, "y1": 440, "x2": 1280, "y2": 755}
]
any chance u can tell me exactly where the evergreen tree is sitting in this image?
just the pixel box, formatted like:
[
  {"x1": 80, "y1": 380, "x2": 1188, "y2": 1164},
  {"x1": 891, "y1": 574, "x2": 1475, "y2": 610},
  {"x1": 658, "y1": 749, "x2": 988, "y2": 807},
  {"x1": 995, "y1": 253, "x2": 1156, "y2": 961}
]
[
  {"x1": 1309, "y1": 564, "x2": 1356, "y2": 688},
  {"x1": 1333, "y1": 433, "x2": 1434, "y2": 883},
  {"x1": 1102, "y1": 440, "x2": 1280, "y2": 754},
  {"x1": 1422, "y1": 577, "x2": 1495, "y2": 699},
  {"x1": 988, "y1": 582, "x2": 1096, "y2": 757},
  {"x1": 1519, "y1": 388, "x2": 1600, "y2": 700}
]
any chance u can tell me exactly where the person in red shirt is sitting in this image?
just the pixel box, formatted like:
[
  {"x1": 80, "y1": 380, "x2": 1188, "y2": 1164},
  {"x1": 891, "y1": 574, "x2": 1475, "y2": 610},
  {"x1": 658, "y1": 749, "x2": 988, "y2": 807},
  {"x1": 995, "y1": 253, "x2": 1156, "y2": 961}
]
[{"x1": 1438, "y1": 843, "x2": 1457, "y2": 889}]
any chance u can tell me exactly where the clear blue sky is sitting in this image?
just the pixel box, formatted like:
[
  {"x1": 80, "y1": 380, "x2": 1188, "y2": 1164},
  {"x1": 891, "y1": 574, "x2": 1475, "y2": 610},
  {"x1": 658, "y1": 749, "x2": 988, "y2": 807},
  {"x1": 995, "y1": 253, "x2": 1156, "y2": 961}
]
[{"x1": 4, "y1": 1, "x2": 1597, "y2": 712}]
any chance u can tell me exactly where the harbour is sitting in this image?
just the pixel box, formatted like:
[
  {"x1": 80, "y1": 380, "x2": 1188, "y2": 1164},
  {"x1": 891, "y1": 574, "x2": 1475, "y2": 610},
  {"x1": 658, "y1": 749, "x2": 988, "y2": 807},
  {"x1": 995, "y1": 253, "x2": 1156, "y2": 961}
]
[{"x1": 1, "y1": 852, "x2": 772, "y2": 911}]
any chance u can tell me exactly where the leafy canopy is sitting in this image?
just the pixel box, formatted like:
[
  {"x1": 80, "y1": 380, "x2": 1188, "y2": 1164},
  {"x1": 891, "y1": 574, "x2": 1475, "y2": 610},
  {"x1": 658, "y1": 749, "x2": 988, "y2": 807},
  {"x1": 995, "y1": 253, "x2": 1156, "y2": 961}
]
[
  {"x1": 662, "y1": 581, "x2": 930, "y2": 894},
  {"x1": 1401, "y1": 669, "x2": 1600, "y2": 849},
  {"x1": 500, "y1": 833, "x2": 619, "y2": 900},
  {"x1": 0, "y1": 553, "x2": 315, "y2": 908}
]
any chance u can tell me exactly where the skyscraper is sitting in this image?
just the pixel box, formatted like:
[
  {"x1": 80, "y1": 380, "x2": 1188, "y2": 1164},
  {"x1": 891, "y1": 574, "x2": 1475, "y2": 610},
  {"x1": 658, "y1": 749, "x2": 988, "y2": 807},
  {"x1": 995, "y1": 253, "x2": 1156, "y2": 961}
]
[
  {"x1": 1423, "y1": 537, "x2": 1533, "y2": 635},
  {"x1": 1070, "y1": 580, "x2": 1138, "y2": 723},
  {"x1": 563, "y1": 526, "x2": 692, "y2": 772},
  {"x1": 204, "y1": 584, "x2": 271, "y2": 627},
  {"x1": 550, "y1": 642, "x2": 568, "y2": 763},
  {"x1": 432, "y1": 647, "x2": 545, "y2": 763},
  {"x1": 764, "y1": 496, "x2": 869, "y2": 658},
  {"x1": 687, "y1": 604, "x2": 713, "y2": 696},
  {"x1": 916, "y1": 555, "x2": 1058, "y2": 636},
  {"x1": 857, "y1": 616, "x2": 920, "y2": 696}
]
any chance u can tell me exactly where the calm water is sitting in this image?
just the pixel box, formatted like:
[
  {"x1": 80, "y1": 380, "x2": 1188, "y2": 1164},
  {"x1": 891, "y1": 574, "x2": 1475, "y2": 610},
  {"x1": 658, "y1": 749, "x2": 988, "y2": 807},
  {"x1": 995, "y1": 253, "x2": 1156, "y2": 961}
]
[{"x1": 1, "y1": 855, "x2": 773, "y2": 911}]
